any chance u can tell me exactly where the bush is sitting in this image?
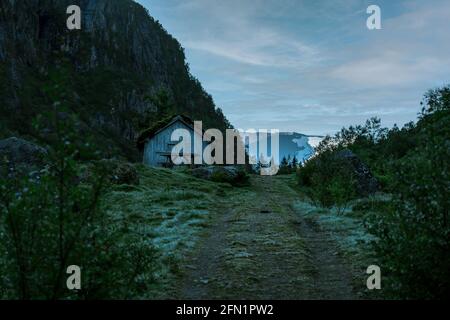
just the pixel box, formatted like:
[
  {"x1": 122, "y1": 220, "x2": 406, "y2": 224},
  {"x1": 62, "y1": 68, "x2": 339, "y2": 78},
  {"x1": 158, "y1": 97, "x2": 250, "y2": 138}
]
[
  {"x1": 364, "y1": 86, "x2": 450, "y2": 299},
  {"x1": 210, "y1": 167, "x2": 250, "y2": 187},
  {"x1": 0, "y1": 74, "x2": 157, "y2": 299},
  {"x1": 297, "y1": 151, "x2": 357, "y2": 211},
  {"x1": 81, "y1": 159, "x2": 140, "y2": 186},
  {"x1": 0, "y1": 131, "x2": 157, "y2": 300},
  {"x1": 192, "y1": 166, "x2": 250, "y2": 187},
  {"x1": 295, "y1": 85, "x2": 450, "y2": 298}
]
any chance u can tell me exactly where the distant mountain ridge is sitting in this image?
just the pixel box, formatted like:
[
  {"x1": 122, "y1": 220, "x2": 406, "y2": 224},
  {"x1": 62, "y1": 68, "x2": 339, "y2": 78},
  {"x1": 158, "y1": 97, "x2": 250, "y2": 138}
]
[
  {"x1": 280, "y1": 132, "x2": 321, "y2": 162},
  {"x1": 279, "y1": 132, "x2": 323, "y2": 163},
  {"x1": 246, "y1": 132, "x2": 323, "y2": 164}
]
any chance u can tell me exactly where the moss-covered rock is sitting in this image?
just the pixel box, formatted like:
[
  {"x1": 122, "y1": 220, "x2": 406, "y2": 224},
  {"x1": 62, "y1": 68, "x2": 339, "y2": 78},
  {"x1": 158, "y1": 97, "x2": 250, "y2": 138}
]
[{"x1": 0, "y1": 137, "x2": 48, "y2": 178}]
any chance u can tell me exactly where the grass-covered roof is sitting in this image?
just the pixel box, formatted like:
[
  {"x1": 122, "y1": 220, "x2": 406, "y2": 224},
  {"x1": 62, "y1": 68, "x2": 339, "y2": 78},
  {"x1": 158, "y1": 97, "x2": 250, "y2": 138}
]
[{"x1": 136, "y1": 114, "x2": 194, "y2": 151}]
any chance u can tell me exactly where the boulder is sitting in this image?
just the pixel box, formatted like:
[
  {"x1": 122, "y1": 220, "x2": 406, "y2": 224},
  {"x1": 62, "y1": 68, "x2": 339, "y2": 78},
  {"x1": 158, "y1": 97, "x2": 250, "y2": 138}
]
[
  {"x1": 0, "y1": 137, "x2": 48, "y2": 177},
  {"x1": 0, "y1": 137, "x2": 47, "y2": 166},
  {"x1": 335, "y1": 149, "x2": 379, "y2": 195}
]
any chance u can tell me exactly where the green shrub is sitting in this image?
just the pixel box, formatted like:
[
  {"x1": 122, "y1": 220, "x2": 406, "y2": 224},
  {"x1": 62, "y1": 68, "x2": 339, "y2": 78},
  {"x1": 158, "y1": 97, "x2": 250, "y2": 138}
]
[
  {"x1": 297, "y1": 85, "x2": 450, "y2": 299},
  {"x1": 352, "y1": 198, "x2": 392, "y2": 214},
  {"x1": 210, "y1": 168, "x2": 250, "y2": 187},
  {"x1": 0, "y1": 74, "x2": 158, "y2": 299},
  {"x1": 297, "y1": 152, "x2": 357, "y2": 210},
  {"x1": 364, "y1": 86, "x2": 450, "y2": 299}
]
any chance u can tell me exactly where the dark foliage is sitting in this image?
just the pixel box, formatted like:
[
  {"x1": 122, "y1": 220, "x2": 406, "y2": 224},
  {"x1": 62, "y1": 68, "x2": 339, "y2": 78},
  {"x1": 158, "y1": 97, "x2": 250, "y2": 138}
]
[
  {"x1": 298, "y1": 85, "x2": 450, "y2": 298},
  {"x1": 364, "y1": 86, "x2": 450, "y2": 299},
  {"x1": 297, "y1": 150, "x2": 357, "y2": 212},
  {"x1": 278, "y1": 155, "x2": 299, "y2": 175},
  {"x1": 0, "y1": 71, "x2": 158, "y2": 299}
]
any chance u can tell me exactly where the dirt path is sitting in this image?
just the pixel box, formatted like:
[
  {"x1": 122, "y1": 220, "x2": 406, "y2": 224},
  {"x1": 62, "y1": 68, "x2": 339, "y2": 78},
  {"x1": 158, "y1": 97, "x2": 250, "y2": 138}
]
[{"x1": 178, "y1": 175, "x2": 358, "y2": 299}]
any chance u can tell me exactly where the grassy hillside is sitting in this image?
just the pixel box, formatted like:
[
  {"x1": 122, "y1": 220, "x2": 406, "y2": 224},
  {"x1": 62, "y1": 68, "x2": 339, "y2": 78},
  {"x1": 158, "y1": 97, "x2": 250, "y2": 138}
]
[
  {"x1": 103, "y1": 165, "x2": 233, "y2": 298},
  {"x1": 1, "y1": 154, "x2": 379, "y2": 299},
  {"x1": 106, "y1": 169, "x2": 381, "y2": 299}
]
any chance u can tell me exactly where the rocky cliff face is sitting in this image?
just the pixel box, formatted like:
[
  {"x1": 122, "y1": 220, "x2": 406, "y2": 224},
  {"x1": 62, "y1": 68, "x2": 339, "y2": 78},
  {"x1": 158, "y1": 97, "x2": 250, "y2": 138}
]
[{"x1": 0, "y1": 0, "x2": 230, "y2": 160}]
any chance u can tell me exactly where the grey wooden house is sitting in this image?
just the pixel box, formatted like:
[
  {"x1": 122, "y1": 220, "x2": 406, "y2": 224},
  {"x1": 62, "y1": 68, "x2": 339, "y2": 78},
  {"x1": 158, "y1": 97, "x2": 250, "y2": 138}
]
[{"x1": 137, "y1": 115, "x2": 206, "y2": 167}]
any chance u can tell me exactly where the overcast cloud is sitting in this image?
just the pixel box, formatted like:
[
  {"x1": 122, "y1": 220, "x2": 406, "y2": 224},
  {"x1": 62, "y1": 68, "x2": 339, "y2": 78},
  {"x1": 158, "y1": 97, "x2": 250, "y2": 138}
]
[{"x1": 136, "y1": 0, "x2": 450, "y2": 135}]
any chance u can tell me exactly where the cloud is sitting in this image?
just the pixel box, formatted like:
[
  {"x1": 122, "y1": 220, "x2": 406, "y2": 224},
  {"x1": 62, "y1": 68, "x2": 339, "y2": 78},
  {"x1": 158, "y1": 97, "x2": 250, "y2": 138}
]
[
  {"x1": 171, "y1": 1, "x2": 320, "y2": 69},
  {"x1": 329, "y1": 0, "x2": 450, "y2": 88},
  {"x1": 184, "y1": 35, "x2": 318, "y2": 68},
  {"x1": 330, "y1": 55, "x2": 443, "y2": 87},
  {"x1": 139, "y1": 0, "x2": 450, "y2": 135}
]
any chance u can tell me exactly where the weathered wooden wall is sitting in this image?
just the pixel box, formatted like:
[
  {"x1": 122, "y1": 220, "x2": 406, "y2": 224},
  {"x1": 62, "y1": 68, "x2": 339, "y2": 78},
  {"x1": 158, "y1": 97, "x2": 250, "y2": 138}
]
[{"x1": 143, "y1": 121, "x2": 206, "y2": 166}]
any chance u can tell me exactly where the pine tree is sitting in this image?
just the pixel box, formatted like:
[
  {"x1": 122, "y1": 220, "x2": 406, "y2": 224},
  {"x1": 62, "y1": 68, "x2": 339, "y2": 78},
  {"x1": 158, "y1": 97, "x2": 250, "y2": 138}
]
[
  {"x1": 279, "y1": 156, "x2": 289, "y2": 174},
  {"x1": 292, "y1": 155, "x2": 298, "y2": 171}
]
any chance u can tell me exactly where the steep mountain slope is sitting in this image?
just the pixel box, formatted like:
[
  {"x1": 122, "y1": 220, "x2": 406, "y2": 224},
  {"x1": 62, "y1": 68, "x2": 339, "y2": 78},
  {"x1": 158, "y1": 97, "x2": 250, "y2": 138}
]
[{"x1": 0, "y1": 0, "x2": 231, "y2": 160}]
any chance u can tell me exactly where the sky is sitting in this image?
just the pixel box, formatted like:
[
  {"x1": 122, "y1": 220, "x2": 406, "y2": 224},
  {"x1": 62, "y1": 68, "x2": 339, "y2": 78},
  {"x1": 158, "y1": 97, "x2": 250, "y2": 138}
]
[{"x1": 136, "y1": 0, "x2": 450, "y2": 135}]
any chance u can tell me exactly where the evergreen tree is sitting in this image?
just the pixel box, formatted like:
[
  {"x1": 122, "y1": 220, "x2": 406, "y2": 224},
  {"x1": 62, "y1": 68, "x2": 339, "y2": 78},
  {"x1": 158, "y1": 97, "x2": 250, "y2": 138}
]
[
  {"x1": 291, "y1": 155, "x2": 298, "y2": 170},
  {"x1": 279, "y1": 156, "x2": 289, "y2": 174}
]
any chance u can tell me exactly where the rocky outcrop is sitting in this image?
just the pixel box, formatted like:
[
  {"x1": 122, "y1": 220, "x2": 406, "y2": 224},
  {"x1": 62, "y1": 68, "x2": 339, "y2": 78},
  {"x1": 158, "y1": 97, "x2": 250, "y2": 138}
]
[
  {"x1": 0, "y1": 137, "x2": 47, "y2": 167},
  {"x1": 335, "y1": 149, "x2": 379, "y2": 196},
  {"x1": 0, "y1": 137, "x2": 48, "y2": 178}
]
